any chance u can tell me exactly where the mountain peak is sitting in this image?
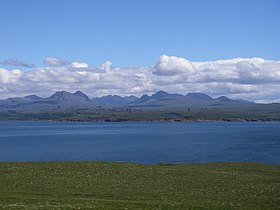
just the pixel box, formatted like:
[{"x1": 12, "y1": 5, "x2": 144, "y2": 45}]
[
  {"x1": 48, "y1": 91, "x2": 91, "y2": 102},
  {"x1": 186, "y1": 93, "x2": 213, "y2": 100},
  {"x1": 92, "y1": 94, "x2": 138, "y2": 106},
  {"x1": 24, "y1": 95, "x2": 42, "y2": 100},
  {"x1": 124, "y1": 95, "x2": 138, "y2": 102},
  {"x1": 74, "y1": 91, "x2": 91, "y2": 101},
  {"x1": 151, "y1": 91, "x2": 169, "y2": 99},
  {"x1": 48, "y1": 91, "x2": 72, "y2": 100},
  {"x1": 137, "y1": 94, "x2": 150, "y2": 103},
  {"x1": 215, "y1": 96, "x2": 231, "y2": 101}
]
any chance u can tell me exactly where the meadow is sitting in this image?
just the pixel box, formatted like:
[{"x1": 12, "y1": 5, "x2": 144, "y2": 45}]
[{"x1": 1, "y1": 162, "x2": 280, "y2": 209}]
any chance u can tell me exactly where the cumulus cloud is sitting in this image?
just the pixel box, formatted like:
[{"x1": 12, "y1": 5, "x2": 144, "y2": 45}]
[
  {"x1": 71, "y1": 62, "x2": 89, "y2": 68},
  {"x1": 0, "y1": 55, "x2": 280, "y2": 102},
  {"x1": 0, "y1": 68, "x2": 22, "y2": 83},
  {"x1": 154, "y1": 55, "x2": 196, "y2": 76},
  {"x1": 1, "y1": 59, "x2": 35, "y2": 68},
  {"x1": 101, "y1": 61, "x2": 112, "y2": 71},
  {"x1": 43, "y1": 57, "x2": 69, "y2": 66}
]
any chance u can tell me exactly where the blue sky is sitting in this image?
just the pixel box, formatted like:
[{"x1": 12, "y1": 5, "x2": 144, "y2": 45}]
[
  {"x1": 1, "y1": 0, "x2": 280, "y2": 67},
  {"x1": 1, "y1": 0, "x2": 280, "y2": 102}
]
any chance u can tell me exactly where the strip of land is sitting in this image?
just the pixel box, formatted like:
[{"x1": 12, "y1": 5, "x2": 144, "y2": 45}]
[
  {"x1": 0, "y1": 162, "x2": 280, "y2": 209},
  {"x1": 1, "y1": 91, "x2": 280, "y2": 122}
]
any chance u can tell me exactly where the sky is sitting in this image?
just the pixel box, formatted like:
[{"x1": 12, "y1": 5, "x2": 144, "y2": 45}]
[{"x1": 0, "y1": 0, "x2": 280, "y2": 102}]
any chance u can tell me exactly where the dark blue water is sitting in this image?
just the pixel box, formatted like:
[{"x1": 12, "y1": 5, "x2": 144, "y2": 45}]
[{"x1": 0, "y1": 121, "x2": 279, "y2": 164}]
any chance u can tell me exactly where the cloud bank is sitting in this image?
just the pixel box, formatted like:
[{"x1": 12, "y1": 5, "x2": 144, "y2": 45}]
[{"x1": 1, "y1": 55, "x2": 280, "y2": 102}]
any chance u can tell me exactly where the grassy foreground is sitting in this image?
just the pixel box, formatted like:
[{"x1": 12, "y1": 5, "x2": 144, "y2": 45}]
[{"x1": 0, "y1": 162, "x2": 280, "y2": 209}]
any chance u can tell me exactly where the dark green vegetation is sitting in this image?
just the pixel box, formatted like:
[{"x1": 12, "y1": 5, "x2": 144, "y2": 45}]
[
  {"x1": 1, "y1": 162, "x2": 280, "y2": 209},
  {"x1": 1, "y1": 90, "x2": 280, "y2": 121}
]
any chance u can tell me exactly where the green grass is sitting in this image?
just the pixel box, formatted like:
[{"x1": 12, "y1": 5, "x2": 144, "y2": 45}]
[{"x1": 0, "y1": 162, "x2": 280, "y2": 209}]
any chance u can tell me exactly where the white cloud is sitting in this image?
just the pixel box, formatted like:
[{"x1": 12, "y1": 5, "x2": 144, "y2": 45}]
[
  {"x1": 44, "y1": 57, "x2": 69, "y2": 66},
  {"x1": 154, "y1": 55, "x2": 196, "y2": 76},
  {"x1": 0, "y1": 68, "x2": 22, "y2": 83},
  {"x1": 0, "y1": 55, "x2": 280, "y2": 102},
  {"x1": 71, "y1": 62, "x2": 89, "y2": 68},
  {"x1": 101, "y1": 61, "x2": 112, "y2": 71}
]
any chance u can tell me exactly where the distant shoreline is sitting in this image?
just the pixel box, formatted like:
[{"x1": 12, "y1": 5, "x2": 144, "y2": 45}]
[
  {"x1": 1, "y1": 160, "x2": 280, "y2": 165},
  {"x1": 1, "y1": 118, "x2": 280, "y2": 122}
]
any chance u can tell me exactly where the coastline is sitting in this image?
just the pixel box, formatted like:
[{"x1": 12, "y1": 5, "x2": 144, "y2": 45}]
[{"x1": 1, "y1": 117, "x2": 280, "y2": 122}]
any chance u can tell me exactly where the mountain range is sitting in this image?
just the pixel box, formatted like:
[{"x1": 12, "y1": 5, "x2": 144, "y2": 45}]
[
  {"x1": 0, "y1": 90, "x2": 249, "y2": 108},
  {"x1": 0, "y1": 90, "x2": 279, "y2": 121}
]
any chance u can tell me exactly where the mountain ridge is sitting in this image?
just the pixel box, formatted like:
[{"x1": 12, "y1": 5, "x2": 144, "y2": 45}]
[
  {"x1": 0, "y1": 90, "x2": 261, "y2": 108},
  {"x1": 1, "y1": 90, "x2": 279, "y2": 122}
]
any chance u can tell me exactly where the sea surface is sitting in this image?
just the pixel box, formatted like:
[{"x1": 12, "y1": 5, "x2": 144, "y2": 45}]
[{"x1": 0, "y1": 121, "x2": 279, "y2": 164}]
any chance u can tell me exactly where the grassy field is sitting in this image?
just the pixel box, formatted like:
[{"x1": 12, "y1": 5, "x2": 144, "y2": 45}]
[{"x1": 0, "y1": 162, "x2": 280, "y2": 209}]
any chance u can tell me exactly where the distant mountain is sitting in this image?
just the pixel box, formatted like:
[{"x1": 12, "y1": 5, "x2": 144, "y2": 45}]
[
  {"x1": 0, "y1": 90, "x2": 256, "y2": 110},
  {"x1": 126, "y1": 96, "x2": 139, "y2": 103},
  {"x1": 129, "y1": 91, "x2": 252, "y2": 109},
  {"x1": 48, "y1": 91, "x2": 82, "y2": 102},
  {"x1": 93, "y1": 95, "x2": 138, "y2": 106},
  {"x1": 186, "y1": 93, "x2": 213, "y2": 100},
  {"x1": 43, "y1": 91, "x2": 101, "y2": 105},
  {"x1": 73, "y1": 91, "x2": 92, "y2": 102},
  {"x1": 0, "y1": 91, "x2": 100, "y2": 114},
  {"x1": 150, "y1": 91, "x2": 183, "y2": 100},
  {"x1": 134, "y1": 94, "x2": 150, "y2": 104},
  {"x1": 132, "y1": 91, "x2": 185, "y2": 106},
  {"x1": 215, "y1": 96, "x2": 231, "y2": 102},
  {"x1": 0, "y1": 97, "x2": 30, "y2": 108},
  {"x1": 24, "y1": 95, "x2": 42, "y2": 100},
  {"x1": 0, "y1": 90, "x2": 279, "y2": 122}
]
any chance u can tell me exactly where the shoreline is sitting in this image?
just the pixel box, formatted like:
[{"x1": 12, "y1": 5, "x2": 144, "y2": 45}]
[
  {"x1": 1, "y1": 160, "x2": 280, "y2": 165},
  {"x1": 1, "y1": 118, "x2": 280, "y2": 123}
]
